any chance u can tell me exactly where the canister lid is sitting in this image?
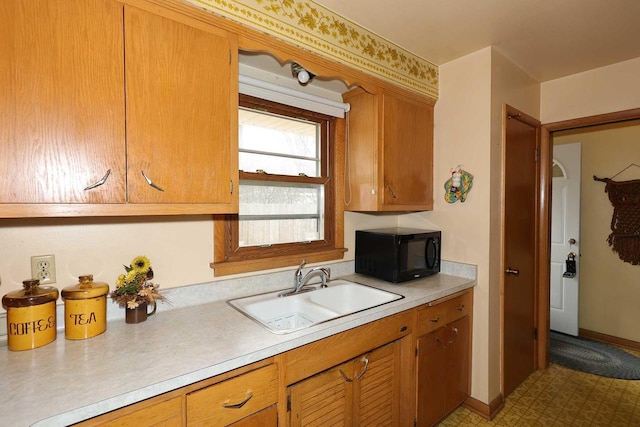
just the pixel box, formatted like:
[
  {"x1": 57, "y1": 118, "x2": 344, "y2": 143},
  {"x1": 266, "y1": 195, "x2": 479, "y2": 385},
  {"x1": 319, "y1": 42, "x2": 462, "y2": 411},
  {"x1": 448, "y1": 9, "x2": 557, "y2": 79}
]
[
  {"x1": 2, "y1": 279, "x2": 59, "y2": 309},
  {"x1": 61, "y1": 275, "x2": 110, "y2": 300}
]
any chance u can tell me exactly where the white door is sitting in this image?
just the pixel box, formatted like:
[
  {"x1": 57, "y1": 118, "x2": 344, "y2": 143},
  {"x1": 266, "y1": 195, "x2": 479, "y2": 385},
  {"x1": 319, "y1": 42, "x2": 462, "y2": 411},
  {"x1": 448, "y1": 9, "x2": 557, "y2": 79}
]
[{"x1": 550, "y1": 143, "x2": 581, "y2": 335}]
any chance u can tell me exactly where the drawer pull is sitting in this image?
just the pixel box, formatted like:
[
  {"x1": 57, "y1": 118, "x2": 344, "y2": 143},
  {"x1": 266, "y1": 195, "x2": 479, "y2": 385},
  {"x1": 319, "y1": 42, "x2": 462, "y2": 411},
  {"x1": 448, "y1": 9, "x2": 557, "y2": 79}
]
[
  {"x1": 448, "y1": 327, "x2": 459, "y2": 344},
  {"x1": 222, "y1": 391, "x2": 253, "y2": 409},
  {"x1": 456, "y1": 304, "x2": 465, "y2": 312},
  {"x1": 430, "y1": 315, "x2": 441, "y2": 323},
  {"x1": 354, "y1": 356, "x2": 369, "y2": 380},
  {"x1": 339, "y1": 369, "x2": 353, "y2": 383}
]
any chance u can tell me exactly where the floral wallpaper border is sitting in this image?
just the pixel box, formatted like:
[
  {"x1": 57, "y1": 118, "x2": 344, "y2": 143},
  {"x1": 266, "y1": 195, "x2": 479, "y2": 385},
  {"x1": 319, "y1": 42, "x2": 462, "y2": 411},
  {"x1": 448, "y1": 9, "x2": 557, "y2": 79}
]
[{"x1": 185, "y1": 0, "x2": 439, "y2": 99}]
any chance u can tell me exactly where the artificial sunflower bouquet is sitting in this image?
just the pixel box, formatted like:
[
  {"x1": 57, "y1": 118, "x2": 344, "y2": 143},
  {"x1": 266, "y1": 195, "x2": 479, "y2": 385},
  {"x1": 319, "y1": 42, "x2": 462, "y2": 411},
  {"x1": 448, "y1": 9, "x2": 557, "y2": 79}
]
[{"x1": 110, "y1": 256, "x2": 165, "y2": 309}]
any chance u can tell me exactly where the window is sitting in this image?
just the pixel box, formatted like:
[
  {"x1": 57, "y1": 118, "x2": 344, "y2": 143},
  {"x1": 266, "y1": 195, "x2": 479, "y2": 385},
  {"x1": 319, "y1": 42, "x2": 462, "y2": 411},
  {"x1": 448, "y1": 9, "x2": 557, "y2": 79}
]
[{"x1": 213, "y1": 94, "x2": 346, "y2": 275}]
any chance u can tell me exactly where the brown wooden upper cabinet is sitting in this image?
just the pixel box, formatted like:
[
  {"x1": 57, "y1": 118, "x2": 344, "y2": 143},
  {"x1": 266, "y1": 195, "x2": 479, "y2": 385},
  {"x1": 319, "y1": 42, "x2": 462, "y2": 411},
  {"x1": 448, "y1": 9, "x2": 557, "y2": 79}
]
[
  {"x1": 0, "y1": 0, "x2": 238, "y2": 214},
  {"x1": 342, "y1": 88, "x2": 434, "y2": 211}
]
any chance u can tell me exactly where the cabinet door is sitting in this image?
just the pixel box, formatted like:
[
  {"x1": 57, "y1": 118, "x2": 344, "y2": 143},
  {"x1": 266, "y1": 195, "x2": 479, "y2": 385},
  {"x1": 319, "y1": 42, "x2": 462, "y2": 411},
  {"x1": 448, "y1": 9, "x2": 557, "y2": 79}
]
[
  {"x1": 288, "y1": 361, "x2": 352, "y2": 426},
  {"x1": 416, "y1": 326, "x2": 448, "y2": 427},
  {"x1": 288, "y1": 340, "x2": 402, "y2": 427},
  {"x1": 0, "y1": 0, "x2": 126, "y2": 203},
  {"x1": 124, "y1": 6, "x2": 236, "y2": 204},
  {"x1": 417, "y1": 316, "x2": 470, "y2": 427},
  {"x1": 381, "y1": 93, "x2": 433, "y2": 209},
  {"x1": 354, "y1": 341, "x2": 401, "y2": 427},
  {"x1": 445, "y1": 316, "x2": 470, "y2": 411}
]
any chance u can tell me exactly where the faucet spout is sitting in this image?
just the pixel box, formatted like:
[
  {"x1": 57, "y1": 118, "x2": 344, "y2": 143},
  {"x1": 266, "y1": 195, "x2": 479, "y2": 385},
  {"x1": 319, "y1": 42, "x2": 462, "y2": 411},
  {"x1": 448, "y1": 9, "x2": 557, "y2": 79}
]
[
  {"x1": 279, "y1": 261, "x2": 331, "y2": 297},
  {"x1": 297, "y1": 266, "x2": 331, "y2": 292},
  {"x1": 294, "y1": 259, "x2": 307, "y2": 289}
]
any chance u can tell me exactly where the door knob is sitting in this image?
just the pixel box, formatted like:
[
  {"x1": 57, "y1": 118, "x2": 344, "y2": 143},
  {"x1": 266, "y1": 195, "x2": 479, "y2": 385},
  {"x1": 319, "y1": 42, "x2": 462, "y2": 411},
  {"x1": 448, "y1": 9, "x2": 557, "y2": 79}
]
[
  {"x1": 505, "y1": 268, "x2": 520, "y2": 276},
  {"x1": 568, "y1": 238, "x2": 576, "y2": 245}
]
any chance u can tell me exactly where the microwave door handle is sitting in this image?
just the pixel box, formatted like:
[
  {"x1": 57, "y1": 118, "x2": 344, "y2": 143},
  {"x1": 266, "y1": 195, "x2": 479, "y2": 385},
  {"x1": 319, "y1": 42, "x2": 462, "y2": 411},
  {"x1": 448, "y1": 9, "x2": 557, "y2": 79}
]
[{"x1": 425, "y1": 237, "x2": 438, "y2": 269}]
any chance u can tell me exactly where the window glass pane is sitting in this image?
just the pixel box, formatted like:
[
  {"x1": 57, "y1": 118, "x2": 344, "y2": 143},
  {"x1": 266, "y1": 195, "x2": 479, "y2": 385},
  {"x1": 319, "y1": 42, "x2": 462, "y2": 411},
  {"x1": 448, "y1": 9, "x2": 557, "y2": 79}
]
[
  {"x1": 239, "y1": 108, "x2": 320, "y2": 177},
  {"x1": 552, "y1": 162, "x2": 565, "y2": 178},
  {"x1": 239, "y1": 152, "x2": 318, "y2": 176},
  {"x1": 239, "y1": 181, "x2": 324, "y2": 246}
]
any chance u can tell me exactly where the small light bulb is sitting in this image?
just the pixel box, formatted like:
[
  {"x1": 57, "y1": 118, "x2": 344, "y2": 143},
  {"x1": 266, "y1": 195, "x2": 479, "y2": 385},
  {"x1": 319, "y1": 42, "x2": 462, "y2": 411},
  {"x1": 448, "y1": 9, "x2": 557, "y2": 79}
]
[{"x1": 297, "y1": 69, "x2": 310, "y2": 84}]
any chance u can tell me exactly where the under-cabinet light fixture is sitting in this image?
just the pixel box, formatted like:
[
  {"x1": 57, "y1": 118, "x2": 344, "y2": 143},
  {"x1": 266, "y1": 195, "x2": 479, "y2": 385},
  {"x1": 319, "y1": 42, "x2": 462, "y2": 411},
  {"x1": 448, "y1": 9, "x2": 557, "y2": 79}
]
[{"x1": 291, "y1": 62, "x2": 315, "y2": 85}]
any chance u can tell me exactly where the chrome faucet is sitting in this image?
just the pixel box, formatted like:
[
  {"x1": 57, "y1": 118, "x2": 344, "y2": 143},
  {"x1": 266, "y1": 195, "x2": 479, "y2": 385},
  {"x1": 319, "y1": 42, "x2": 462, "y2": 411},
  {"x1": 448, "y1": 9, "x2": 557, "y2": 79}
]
[{"x1": 280, "y1": 259, "x2": 331, "y2": 297}]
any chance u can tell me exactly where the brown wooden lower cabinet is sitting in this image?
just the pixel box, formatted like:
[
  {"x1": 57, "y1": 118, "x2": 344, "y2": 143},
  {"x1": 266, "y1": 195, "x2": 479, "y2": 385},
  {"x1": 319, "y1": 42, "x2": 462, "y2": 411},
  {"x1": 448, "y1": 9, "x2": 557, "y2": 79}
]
[
  {"x1": 288, "y1": 340, "x2": 401, "y2": 426},
  {"x1": 416, "y1": 315, "x2": 471, "y2": 426}
]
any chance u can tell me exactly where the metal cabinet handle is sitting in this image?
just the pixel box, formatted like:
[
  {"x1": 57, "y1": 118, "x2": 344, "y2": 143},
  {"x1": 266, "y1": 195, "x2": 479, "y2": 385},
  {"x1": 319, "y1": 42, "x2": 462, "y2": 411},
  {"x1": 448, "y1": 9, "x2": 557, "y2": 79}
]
[
  {"x1": 222, "y1": 391, "x2": 253, "y2": 409},
  {"x1": 435, "y1": 338, "x2": 446, "y2": 349},
  {"x1": 354, "y1": 356, "x2": 369, "y2": 380},
  {"x1": 84, "y1": 169, "x2": 111, "y2": 191},
  {"x1": 141, "y1": 170, "x2": 164, "y2": 192},
  {"x1": 448, "y1": 327, "x2": 459, "y2": 344},
  {"x1": 387, "y1": 185, "x2": 397, "y2": 199},
  {"x1": 339, "y1": 369, "x2": 353, "y2": 382},
  {"x1": 430, "y1": 315, "x2": 441, "y2": 323},
  {"x1": 456, "y1": 304, "x2": 465, "y2": 312},
  {"x1": 505, "y1": 267, "x2": 520, "y2": 276}
]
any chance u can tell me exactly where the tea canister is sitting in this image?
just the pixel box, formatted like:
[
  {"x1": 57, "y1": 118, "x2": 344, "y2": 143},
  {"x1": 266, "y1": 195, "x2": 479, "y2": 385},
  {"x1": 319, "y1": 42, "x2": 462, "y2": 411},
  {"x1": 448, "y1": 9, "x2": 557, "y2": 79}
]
[
  {"x1": 61, "y1": 275, "x2": 109, "y2": 340},
  {"x1": 2, "y1": 279, "x2": 59, "y2": 351}
]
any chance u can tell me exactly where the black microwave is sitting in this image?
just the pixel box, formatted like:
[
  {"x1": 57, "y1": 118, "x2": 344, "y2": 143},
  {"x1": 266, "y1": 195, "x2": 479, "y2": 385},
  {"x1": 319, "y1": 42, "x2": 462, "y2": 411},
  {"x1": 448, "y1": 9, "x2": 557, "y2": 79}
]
[{"x1": 355, "y1": 228, "x2": 441, "y2": 283}]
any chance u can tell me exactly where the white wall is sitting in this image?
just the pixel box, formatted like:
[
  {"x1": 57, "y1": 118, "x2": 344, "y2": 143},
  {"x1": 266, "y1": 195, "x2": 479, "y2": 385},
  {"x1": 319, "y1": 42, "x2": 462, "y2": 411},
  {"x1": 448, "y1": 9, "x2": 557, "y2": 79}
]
[{"x1": 541, "y1": 56, "x2": 640, "y2": 123}]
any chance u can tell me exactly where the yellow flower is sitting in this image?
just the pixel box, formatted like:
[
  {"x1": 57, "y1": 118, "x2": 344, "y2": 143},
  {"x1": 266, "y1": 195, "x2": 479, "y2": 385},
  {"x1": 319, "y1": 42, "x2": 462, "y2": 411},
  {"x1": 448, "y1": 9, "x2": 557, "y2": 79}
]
[
  {"x1": 116, "y1": 274, "x2": 125, "y2": 288},
  {"x1": 131, "y1": 256, "x2": 151, "y2": 273},
  {"x1": 125, "y1": 270, "x2": 138, "y2": 284}
]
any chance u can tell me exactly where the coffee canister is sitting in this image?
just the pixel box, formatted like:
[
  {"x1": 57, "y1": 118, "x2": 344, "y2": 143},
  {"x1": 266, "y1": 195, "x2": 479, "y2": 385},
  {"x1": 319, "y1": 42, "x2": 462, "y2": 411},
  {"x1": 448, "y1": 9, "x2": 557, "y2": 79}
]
[
  {"x1": 2, "y1": 279, "x2": 59, "y2": 351},
  {"x1": 61, "y1": 275, "x2": 109, "y2": 340}
]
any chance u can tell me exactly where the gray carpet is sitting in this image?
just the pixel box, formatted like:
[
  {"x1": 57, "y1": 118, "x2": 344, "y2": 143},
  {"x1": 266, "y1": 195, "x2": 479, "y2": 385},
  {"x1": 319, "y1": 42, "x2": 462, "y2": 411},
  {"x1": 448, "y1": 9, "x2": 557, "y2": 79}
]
[{"x1": 549, "y1": 331, "x2": 640, "y2": 380}]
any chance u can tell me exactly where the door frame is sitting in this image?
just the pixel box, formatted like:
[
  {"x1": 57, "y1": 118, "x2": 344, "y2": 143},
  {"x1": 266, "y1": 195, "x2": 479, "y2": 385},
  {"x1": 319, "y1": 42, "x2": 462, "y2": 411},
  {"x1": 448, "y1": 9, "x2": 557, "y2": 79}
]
[{"x1": 538, "y1": 107, "x2": 640, "y2": 367}]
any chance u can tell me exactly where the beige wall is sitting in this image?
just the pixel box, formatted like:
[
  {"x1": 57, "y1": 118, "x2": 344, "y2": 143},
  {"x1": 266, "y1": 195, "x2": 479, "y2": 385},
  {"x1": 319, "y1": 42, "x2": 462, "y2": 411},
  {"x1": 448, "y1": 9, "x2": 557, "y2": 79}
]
[
  {"x1": 401, "y1": 47, "x2": 540, "y2": 404},
  {"x1": 541, "y1": 56, "x2": 640, "y2": 123},
  {"x1": 554, "y1": 120, "x2": 640, "y2": 342},
  {"x1": 0, "y1": 216, "x2": 216, "y2": 294}
]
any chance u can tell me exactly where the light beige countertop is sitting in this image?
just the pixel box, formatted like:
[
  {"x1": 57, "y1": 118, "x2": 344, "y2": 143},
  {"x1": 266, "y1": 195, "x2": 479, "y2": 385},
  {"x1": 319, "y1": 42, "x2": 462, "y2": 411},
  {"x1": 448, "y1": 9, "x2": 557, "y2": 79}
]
[{"x1": 0, "y1": 268, "x2": 475, "y2": 427}]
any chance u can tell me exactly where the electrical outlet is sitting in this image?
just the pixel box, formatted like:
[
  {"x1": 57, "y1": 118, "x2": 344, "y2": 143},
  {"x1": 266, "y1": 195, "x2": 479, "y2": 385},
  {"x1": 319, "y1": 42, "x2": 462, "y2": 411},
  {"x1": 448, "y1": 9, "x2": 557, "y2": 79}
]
[{"x1": 31, "y1": 254, "x2": 56, "y2": 284}]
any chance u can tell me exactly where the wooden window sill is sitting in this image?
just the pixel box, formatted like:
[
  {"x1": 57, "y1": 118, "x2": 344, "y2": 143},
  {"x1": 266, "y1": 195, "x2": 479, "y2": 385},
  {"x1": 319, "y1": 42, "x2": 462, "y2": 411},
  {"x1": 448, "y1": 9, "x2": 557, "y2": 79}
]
[{"x1": 210, "y1": 248, "x2": 347, "y2": 276}]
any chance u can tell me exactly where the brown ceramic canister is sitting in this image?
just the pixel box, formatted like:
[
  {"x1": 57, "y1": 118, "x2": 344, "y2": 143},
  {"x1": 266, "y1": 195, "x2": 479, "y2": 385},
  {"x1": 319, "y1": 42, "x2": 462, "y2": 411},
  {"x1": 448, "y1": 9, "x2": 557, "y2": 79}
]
[
  {"x1": 2, "y1": 279, "x2": 59, "y2": 351},
  {"x1": 61, "y1": 275, "x2": 109, "y2": 340}
]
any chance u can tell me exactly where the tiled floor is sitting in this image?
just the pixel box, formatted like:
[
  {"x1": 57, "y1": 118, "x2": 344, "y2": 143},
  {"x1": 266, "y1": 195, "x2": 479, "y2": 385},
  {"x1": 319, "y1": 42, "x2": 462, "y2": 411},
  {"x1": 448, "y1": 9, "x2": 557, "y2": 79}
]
[{"x1": 440, "y1": 348, "x2": 640, "y2": 426}]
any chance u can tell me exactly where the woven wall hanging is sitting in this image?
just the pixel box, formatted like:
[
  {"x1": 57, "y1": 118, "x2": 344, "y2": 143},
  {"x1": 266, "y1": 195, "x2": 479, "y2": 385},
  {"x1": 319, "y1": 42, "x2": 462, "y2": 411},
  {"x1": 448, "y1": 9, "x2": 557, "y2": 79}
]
[{"x1": 594, "y1": 167, "x2": 640, "y2": 265}]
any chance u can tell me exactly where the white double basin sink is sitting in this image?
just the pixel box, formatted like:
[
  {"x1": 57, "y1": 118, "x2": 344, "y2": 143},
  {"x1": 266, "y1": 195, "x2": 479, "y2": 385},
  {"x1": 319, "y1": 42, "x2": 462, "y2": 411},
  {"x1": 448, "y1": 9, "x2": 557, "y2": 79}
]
[{"x1": 228, "y1": 279, "x2": 404, "y2": 334}]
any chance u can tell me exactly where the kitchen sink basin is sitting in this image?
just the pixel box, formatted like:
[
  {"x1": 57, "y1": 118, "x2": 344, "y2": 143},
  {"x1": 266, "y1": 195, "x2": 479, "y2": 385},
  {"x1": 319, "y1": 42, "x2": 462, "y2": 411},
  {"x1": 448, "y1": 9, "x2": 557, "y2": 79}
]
[{"x1": 228, "y1": 279, "x2": 403, "y2": 334}]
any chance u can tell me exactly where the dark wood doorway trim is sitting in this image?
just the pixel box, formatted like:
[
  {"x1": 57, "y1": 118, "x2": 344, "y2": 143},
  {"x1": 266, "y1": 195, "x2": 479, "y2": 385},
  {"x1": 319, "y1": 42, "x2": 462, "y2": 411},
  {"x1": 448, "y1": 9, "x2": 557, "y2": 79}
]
[{"x1": 538, "y1": 107, "x2": 640, "y2": 368}]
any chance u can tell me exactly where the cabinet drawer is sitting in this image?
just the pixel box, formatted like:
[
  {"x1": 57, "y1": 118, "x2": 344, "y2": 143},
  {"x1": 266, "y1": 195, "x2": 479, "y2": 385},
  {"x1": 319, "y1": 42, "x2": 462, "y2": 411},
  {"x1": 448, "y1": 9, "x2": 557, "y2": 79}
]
[
  {"x1": 418, "y1": 291, "x2": 471, "y2": 335},
  {"x1": 187, "y1": 364, "x2": 278, "y2": 426}
]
